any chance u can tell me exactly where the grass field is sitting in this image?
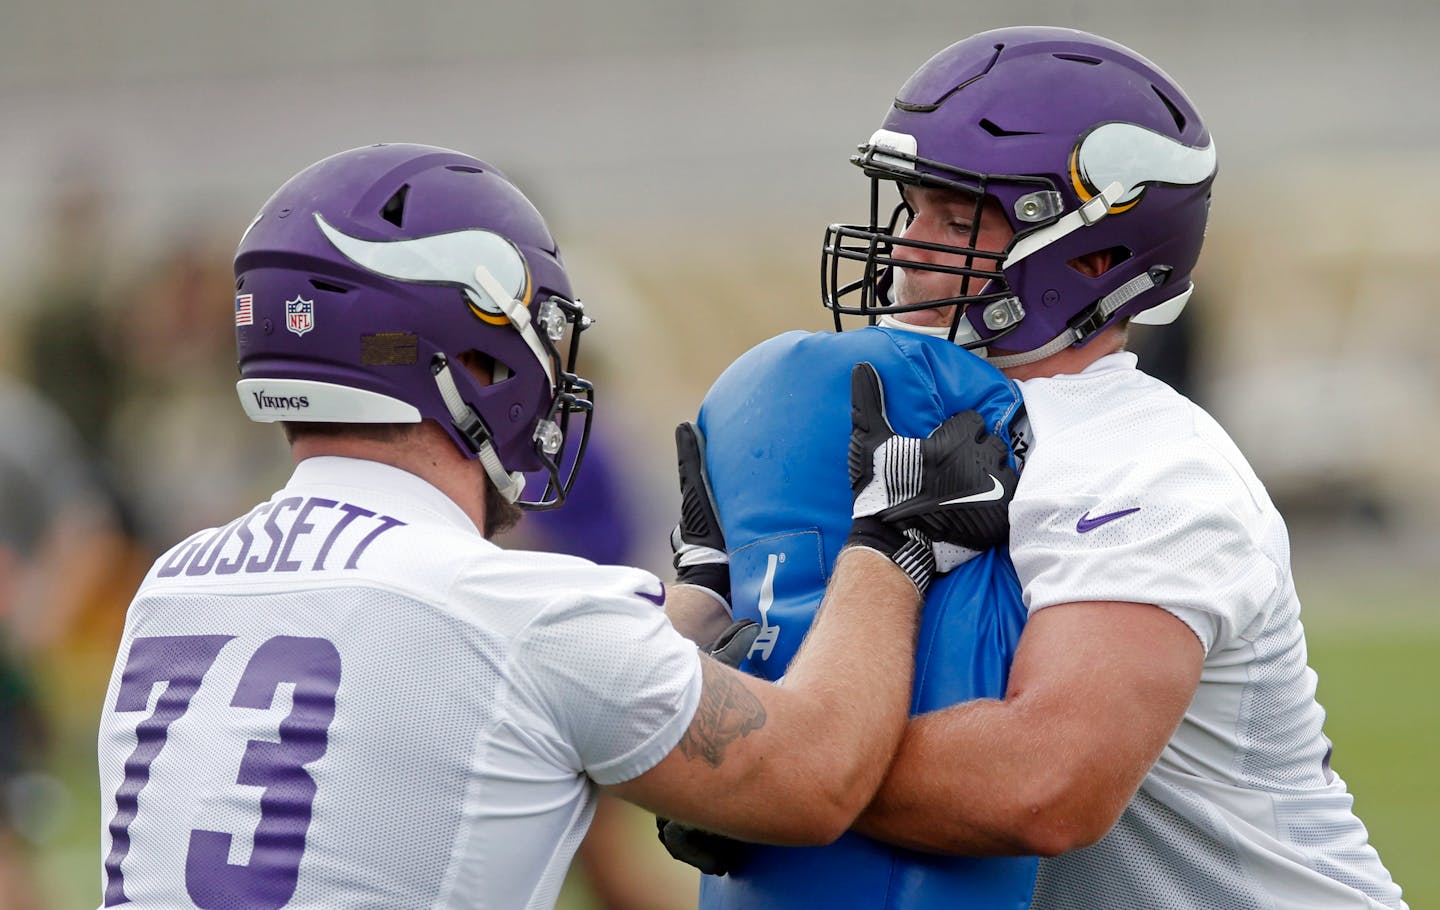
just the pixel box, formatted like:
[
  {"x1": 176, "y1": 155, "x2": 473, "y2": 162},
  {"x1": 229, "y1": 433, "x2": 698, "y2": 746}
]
[
  {"x1": 1302, "y1": 604, "x2": 1438, "y2": 907},
  {"x1": 31, "y1": 567, "x2": 1437, "y2": 910}
]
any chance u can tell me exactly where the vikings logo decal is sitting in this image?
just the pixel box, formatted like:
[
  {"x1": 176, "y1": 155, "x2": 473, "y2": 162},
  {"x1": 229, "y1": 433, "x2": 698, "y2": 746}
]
[
  {"x1": 1069, "y1": 122, "x2": 1217, "y2": 213},
  {"x1": 314, "y1": 213, "x2": 530, "y2": 326}
]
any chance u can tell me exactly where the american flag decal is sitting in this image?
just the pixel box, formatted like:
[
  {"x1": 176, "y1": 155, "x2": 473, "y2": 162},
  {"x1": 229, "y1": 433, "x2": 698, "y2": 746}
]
[{"x1": 234, "y1": 293, "x2": 254, "y2": 326}]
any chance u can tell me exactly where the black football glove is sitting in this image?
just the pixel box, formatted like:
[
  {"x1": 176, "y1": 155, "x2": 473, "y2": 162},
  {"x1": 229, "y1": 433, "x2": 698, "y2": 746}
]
[
  {"x1": 655, "y1": 620, "x2": 759, "y2": 876},
  {"x1": 845, "y1": 362, "x2": 1017, "y2": 591},
  {"x1": 671, "y1": 421, "x2": 731, "y2": 609}
]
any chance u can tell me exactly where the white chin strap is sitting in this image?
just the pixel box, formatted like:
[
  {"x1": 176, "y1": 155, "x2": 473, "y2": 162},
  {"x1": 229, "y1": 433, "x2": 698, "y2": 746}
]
[
  {"x1": 986, "y1": 276, "x2": 1192, "y2": 369},
  {"x1": 978, "y1": 179, "x2": 1128, "y2": 368},
  {"x1": 439, "y1": 263, "x2": 571, "y2": 504},
  {"x1": 1003, "y1": 181, "x2": 1125, "y2": 269},
  {"x1": 432, "y1": 354, "x2": 526, "y2": 503},
  {"x1": 470, "y1": 266, "x2": 556, "y2": 386}
]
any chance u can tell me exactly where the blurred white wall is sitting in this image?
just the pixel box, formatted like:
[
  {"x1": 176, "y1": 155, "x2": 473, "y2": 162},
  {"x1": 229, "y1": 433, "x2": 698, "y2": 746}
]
[
  {"x1": 4, "y1": 0, "x2": 1437, "y2": 250},
  {"x1": 2, "y1": 0, "x2": 1437, "y2": 542}
]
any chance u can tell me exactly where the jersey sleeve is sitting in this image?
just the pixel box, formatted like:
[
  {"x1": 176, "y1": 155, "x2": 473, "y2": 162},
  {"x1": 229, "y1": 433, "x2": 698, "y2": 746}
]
[
  {"x1": 508, "y1": 566, "x2": 704, "y2": 786},
  {"x1": 1010, "y1": 436, "x2": 1285, "y2": 652}
]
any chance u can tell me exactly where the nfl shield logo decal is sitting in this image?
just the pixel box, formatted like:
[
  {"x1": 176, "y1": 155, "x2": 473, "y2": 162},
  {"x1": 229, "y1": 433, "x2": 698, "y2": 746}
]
[{"x1": 285, "y1": 297, "x2": 315, "y2": 337}]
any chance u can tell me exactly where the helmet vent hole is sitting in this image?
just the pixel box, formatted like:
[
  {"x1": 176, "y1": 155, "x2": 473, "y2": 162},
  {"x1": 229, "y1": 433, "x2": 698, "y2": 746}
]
[
  {"x1": 1153, "y1": 86, "x2": 1187, "y2": 132},
  {"x1": 446, "y1": 165, "x2": 484, "y2": 174},
  {"x1": 1053, "y1": 53, "x2": 1102, "y2": 65},
  {"x1": 980, "y1": 118, "x2": 1038, "y2": 137},
  {"x1": 380, "y1": 184, "x2": 410, "y2": 227},
  {"x1": 309, "y1": 279, "x2": 351, "y2": 294}
]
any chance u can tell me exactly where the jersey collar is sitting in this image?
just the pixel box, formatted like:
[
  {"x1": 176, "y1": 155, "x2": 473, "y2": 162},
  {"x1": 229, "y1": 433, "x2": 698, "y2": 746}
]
[
  {"x1": 1078, "y1": 350, "x2": 1139, "y2": 375},
  {"x1": 284, "y1": 456, "x2": 483, "y2": 537}
]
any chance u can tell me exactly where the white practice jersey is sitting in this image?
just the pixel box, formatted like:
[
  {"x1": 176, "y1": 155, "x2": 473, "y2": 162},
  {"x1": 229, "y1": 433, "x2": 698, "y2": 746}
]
[
  {"x1": 96, "y1": 456, "x2": 702, "y2": 910},
  {"x1": 1011, "y1": 352, "x2": 1406, "y2": 910}
]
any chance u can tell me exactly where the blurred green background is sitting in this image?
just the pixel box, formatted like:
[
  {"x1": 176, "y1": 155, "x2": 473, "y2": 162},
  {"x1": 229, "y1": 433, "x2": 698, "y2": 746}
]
[{"x1": 1299, "y1": 574, "x2": 1438, "y2": 909}]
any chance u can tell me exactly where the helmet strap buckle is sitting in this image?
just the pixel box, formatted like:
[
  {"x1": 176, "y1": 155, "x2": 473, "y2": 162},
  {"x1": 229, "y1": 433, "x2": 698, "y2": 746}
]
[
  {"x1": 1067, "y1": 266, "x2": 1172, "y2": 344},
  {"x1": 1067, "y1": 302, "x2": 1110, "y2": 344}
]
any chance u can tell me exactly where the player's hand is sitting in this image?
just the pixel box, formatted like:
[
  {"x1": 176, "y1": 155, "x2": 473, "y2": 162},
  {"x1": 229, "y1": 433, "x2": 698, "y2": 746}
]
[
  {"x1": 845, "y1": 362, "x2": 1017, "y2": 590},
  {"x1": 655, "y1": 620, "x2": 758, "y2": 876},
  {"x1": 671, "y1": 421, "x2": 732, "y2": 611}
]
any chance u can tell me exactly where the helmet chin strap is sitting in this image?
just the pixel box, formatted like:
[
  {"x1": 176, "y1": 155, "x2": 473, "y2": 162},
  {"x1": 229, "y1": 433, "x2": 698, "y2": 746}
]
[
  {"x1": 983, "y1": 181, "x2": 1182, "y2": 369},
  {"x1": 1004, "y1": 181, "x2": 1126, "y2": 268},
  {"x1": 431, "y1": 355, "x2": 526, "y2": 503},
  {"x1": 985, "y1": 269, "x2": 1185, "y2": 369},
  {"x1": 435, "y1": 264, "x2": 572, "y2": 505},
  {"x1": 977, "y1": 179, "x2": 1129, "y2": 370},
  {"x1": 470, "y1": 265, "x2": 557, "y2": 386},
  {"x1": 983, "y1": 331, "x2": 1075, "y2": 369}
]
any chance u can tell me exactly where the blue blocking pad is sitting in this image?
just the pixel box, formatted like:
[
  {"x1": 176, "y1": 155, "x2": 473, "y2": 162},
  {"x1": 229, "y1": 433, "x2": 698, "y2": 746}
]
[
  {"x1": 695, "y1": 328, "x2": 1037, "y2": 910},
  {"x1": 727, "y1": 531, "x2": 823, "y2": 679}
]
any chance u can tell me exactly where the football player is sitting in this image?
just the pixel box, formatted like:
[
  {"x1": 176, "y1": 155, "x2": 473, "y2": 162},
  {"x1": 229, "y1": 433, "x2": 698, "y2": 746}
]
[
  {"x1": 664, "y1": 328, "x2": 1038, "y2": 910},
  {"x1": 94, "y1": 143, "x2": 1007, "y2": 908},
  {"x1": 672, "y1": 25, "x2": 1407, "y2": 910}
]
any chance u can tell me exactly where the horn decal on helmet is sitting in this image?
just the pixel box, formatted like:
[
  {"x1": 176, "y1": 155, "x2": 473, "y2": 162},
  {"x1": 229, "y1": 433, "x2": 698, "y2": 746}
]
[
  {"x1": 1071, "y1": 122, "x2": 1217, "y2": 213},
  {"x1": 315, "y1": 213, "x2": 531, "y2": 326}
]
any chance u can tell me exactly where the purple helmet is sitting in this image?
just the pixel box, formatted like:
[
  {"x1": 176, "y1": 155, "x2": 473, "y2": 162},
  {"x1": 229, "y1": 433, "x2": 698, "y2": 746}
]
[
  {"x1": 822, "y1": 27, "x2": 1217, "y2": 367},
  {"x1": 235, "y1": 143, "x2": 593, "y2": 508}
]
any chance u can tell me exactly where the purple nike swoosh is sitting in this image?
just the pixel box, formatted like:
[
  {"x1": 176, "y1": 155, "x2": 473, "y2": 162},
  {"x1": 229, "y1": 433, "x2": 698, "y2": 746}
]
[
  {"x1": 634, "y1": 583, "x2": 666, "y2": 607},
  {"x1": 1076, "y1": 508, "x2": 1142, "y2": 533}
]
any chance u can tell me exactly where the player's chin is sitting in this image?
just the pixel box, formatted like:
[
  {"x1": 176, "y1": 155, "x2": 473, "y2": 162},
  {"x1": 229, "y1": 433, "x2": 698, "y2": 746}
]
[
  {"x1": 890, "y1": 300, "x2": 958, "y2": 328},
  {"x1": 891, "y1": 272, "x2": 961, "y2": 326}
]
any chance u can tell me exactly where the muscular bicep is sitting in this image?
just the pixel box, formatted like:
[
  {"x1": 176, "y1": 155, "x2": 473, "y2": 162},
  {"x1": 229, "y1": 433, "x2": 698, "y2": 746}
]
[
  {"x1": 859, "y1": 598, "x2": 1204, "y2": 856},
  {"x1": 1009, "y1": 600, "x2": 1204, "y2": 827}
]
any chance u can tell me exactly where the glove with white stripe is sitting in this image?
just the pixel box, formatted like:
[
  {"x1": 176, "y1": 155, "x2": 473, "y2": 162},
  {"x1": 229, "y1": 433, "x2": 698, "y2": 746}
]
[
  {"x1": 846, "y1": 362, "x2": 1017, "y2": 592},
  {"x1": 671, "y1": 421, "x2": 732, "y2": 612}
]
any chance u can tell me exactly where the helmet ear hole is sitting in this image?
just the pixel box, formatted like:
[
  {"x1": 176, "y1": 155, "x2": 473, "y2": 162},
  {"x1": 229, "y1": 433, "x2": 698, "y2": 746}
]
[
  {"x1": 458, "y1": 349, "x2": 514, "y2": 385},
  {"x1": 1068, "y1": 246, "x2": 1130, "y2": 279}
]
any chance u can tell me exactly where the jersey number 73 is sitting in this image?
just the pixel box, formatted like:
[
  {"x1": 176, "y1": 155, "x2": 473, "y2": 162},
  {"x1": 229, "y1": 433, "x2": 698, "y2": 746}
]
[{"x1": 103, "y1": 635, "x2": 341, "y2": 909}]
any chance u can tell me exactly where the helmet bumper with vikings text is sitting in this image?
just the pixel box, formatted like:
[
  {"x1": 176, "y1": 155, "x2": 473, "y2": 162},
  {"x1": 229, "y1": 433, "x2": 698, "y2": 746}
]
[
  {"x1": 234, "y1": 143, "x2": 593, "y2": 509},
  {"x1": 822, "y1": 27, "x2": 1217, "y2": 367}
]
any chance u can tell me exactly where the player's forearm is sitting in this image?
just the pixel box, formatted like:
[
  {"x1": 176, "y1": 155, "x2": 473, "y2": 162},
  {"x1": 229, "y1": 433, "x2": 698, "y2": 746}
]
[
  {"x1": 616, "y1": 548, "x2": 923, "y2": 846},
  {"x1": 760, "y1": 548, "x2": 921, "y2": 833},
  {"x1": 664, "y1": 583, "x2": 733, "y2": 645},
  {"x1": 853, "y1": 699, "x2": 1058, "y2": 855}
]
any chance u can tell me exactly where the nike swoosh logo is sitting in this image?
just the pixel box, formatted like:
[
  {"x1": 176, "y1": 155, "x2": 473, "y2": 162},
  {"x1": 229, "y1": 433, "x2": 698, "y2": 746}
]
[
  {"x1": 634, "y1": 583, "x2": 666, "y2": 607},
  {"x1": 1076, "y1": 508, "x2": 1141, "y2": 533},
  {"x1": 941, "y1": 474, "x2": 1005, "y2": 505}
]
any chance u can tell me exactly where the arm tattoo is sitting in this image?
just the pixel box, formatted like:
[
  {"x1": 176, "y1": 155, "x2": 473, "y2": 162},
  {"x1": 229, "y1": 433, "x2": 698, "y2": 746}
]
[{"x1": 677, "y1": 657, "x2": 767, "y2": 767}]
